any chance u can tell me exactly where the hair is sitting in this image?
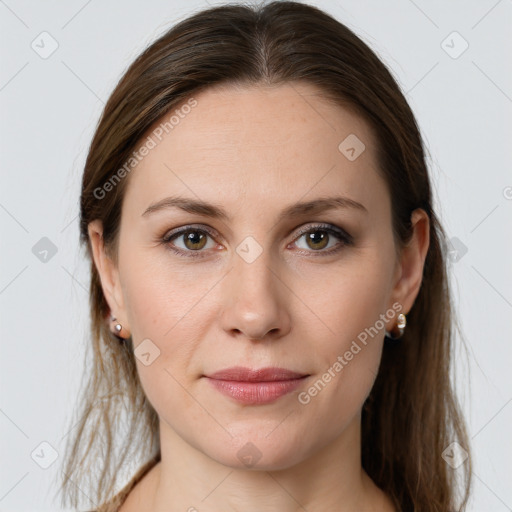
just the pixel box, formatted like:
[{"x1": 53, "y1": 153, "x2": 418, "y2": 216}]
[{"x1": 57, "y1": 1, "x2": 472, "y2": 510}]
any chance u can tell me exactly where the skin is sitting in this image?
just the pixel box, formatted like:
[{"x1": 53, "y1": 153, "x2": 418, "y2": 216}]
[{"x1": 89, "y1": 82, "x2": 429, "y2": 512}]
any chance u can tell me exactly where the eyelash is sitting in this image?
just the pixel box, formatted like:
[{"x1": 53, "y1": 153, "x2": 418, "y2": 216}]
[{"x1": 160, "y1": 223, "x2": 353, "y2": 259}]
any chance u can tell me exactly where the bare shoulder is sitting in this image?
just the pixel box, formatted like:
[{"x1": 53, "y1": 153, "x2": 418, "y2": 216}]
[
  {"x1": 378, "y1": 488, "x2": 399, "y2": 512},
  {"x1": 118, "y1": 461, "x2": 160, "y2": 512}
]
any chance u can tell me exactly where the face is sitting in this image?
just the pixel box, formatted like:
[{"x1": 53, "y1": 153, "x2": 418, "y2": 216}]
[{"x1": 91, "y1": 82, "x2": 425, "y2": 471}]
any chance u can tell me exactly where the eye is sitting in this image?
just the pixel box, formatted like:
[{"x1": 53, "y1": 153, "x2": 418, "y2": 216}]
[
  {"x1": 162, "y1": 225, "x2": 218, "y2": 258},
  {"x1": 291, "y1": 223, "x2": 353, "y2": 255}
]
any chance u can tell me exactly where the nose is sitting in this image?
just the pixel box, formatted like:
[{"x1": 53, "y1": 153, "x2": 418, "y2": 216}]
[{"x1": 219, "y1": 244, "x2": 292, "y2": 342}]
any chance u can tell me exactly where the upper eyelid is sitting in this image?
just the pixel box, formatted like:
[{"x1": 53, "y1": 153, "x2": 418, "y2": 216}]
[
  {"x1": 293, "y1": 223, "x2": 346, "y2": 236},
  {"x1": 163, "y1": 224, "x2": 217, "y2": 241}
]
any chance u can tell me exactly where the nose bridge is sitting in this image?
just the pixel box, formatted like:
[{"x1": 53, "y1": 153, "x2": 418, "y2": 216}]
[
  {"x1": 232, "y1": 234, "x2": 278, "y2": 304},
  {"x1": 220, "y1": 234, "x2": 290, "y2": 339}
]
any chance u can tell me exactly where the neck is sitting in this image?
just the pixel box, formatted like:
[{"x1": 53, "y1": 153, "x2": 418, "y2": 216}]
[{"x1": 145, "y1": 412, "x2": 392, "y2": 512}]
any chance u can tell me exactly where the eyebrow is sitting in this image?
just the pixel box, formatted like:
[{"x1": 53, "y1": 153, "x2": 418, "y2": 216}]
[{"x1": 141, "y1": 195, "x2": 368, "y2": 221}]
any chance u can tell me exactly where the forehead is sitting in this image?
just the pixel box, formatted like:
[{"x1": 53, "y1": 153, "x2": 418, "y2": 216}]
[{"x1": 123, "y1": 82, "x2": 387, "y2": 221}]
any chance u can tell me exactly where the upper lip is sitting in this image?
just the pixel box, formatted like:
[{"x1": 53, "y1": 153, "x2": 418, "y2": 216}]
[{"x1": 205, "y1": 366, "x2": 308, "y2": 382}]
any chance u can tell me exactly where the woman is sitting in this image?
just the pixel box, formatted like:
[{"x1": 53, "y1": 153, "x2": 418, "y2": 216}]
[{"x1": 59, "y1": 2, "x2": 472, "y2": 510}]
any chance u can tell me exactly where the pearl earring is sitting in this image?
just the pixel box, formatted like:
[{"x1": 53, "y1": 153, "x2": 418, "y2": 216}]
[{"x1": 385, "y1": 313, "x2": 407, "y2": 340}]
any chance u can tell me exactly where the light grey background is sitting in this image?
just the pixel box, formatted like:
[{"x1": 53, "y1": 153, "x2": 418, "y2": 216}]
[{"x1": 0, "y1": 0, "x2": 511, "y2": 510}]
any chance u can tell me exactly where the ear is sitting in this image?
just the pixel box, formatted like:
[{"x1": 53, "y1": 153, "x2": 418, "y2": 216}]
[
  {"x1": 389, "y1": 208, "x2": 430, "y2": 315},
  {"x1": 88, "y1": 219, "x2": 128, "y2": 326}
]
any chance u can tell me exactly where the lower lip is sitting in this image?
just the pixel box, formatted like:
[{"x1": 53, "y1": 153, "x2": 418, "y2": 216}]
[{"x1": 205, "y1": 377, "x2": 307, "y2": 405}]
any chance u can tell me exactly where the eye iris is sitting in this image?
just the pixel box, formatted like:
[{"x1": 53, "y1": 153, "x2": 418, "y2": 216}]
[
  {"x1": 306, "y1": 231, "x2": 328, "y2": 250},
  {"x1": 184, "y1": 231, "x2": 207, "y2": 250}
]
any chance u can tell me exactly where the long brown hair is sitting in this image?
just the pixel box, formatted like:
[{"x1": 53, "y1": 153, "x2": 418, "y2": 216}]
[{"x1": 58, "y1": 2, "x2": 472, "y2": 510}]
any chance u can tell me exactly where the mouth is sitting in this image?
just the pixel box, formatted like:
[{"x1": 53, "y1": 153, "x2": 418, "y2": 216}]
[{"x1": 203, "y1": 366, "x2": 310, "y2": 405}]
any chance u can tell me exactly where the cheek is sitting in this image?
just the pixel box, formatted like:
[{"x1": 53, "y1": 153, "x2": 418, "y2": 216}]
[
  {"x1": 297, "y1": 254, "x2": 391, "y2": 416},
  {"x1": 123, "y1": 275, "x2": 205, "y2": 433},
  {"x1": 119, "y1": 256, "x2": 221, "y2": 411},
  {"x1": 308, "y1": 253, "x2": 392, "y2": 350},
  {"x1": 120, "y1": 250, "x2": 220, "y2": 342},
  {"x1": 295, "y1": 302, "x2": 386, "y2": 448}
]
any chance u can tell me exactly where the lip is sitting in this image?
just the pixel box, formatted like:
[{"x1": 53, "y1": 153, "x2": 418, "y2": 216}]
[{"x1": 203, "y1": 366, "x2": 309, "y2": 405}]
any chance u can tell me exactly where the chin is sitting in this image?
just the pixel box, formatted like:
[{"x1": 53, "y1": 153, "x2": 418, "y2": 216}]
[{"x1": 205, "y1": 432, "x2": 310, "y2": 472}]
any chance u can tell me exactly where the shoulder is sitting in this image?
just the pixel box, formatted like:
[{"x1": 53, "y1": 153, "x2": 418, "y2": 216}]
[{"x1": 93, "y1": 454, "x2": 160, "y2": 512}]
